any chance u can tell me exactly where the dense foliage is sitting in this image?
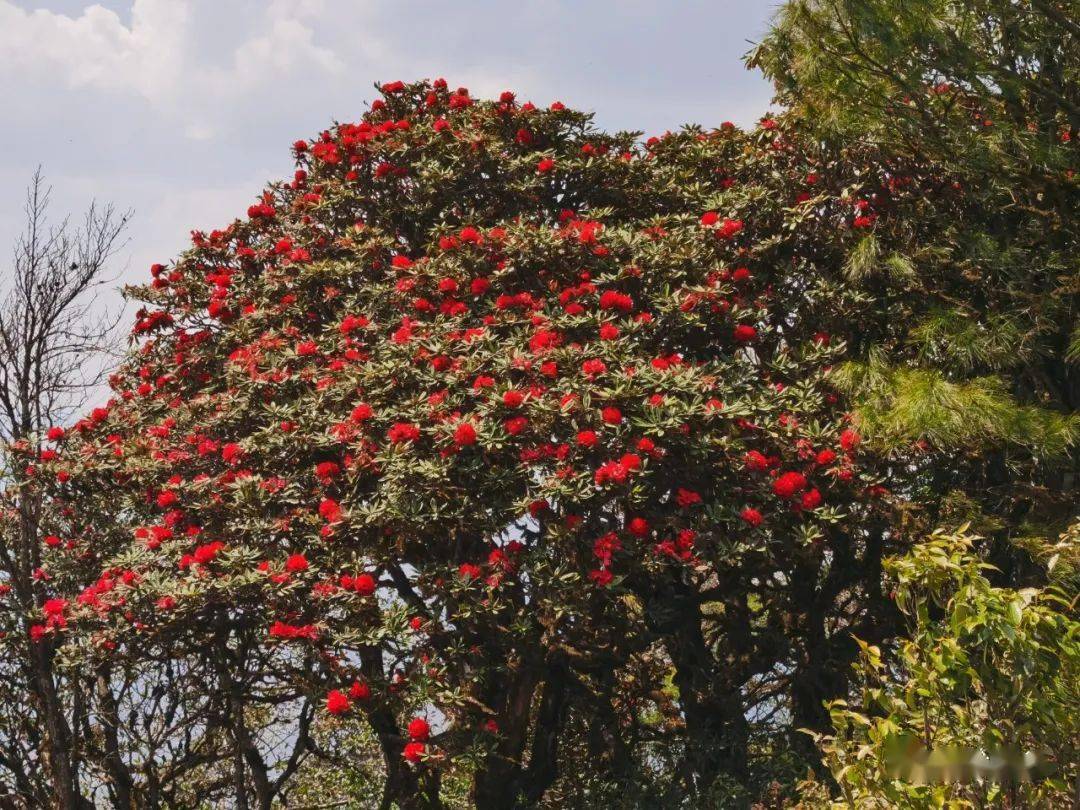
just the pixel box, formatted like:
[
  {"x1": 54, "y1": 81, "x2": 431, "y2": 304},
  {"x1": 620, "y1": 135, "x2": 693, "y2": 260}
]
[
  {"x1": 751, "y1": 2, "x2": 1080, "y2": 806},
  {"x1": 752, "y1": 0, "x2": 1079, "y2": 558}
]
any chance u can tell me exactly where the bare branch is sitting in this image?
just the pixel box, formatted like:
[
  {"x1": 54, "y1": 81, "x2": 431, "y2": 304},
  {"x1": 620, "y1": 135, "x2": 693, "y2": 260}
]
[{"x1": 0, "y1": 169, "x2": 131, "y2": 443}]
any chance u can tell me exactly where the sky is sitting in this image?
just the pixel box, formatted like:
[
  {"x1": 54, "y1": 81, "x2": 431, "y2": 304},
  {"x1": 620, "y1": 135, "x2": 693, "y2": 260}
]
[{"x1": 0, "y1": 0, "x2": 780, "y2": 303}]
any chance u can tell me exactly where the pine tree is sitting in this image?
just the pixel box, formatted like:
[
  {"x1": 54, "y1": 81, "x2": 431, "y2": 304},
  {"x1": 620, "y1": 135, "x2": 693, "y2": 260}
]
[{"x1": 751, "y1": 0, "x2": 1080, "y2": 575}]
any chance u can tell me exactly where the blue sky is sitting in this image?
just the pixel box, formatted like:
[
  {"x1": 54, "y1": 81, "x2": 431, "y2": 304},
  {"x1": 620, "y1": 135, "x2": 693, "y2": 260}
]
[{"x1": 0, "y1": 0, "x2": 780, "y2": 292}]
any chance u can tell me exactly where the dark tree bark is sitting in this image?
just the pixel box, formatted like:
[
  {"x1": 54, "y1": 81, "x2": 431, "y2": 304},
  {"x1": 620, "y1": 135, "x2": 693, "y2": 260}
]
[
  {"x1": 644, "y1": 578, "x2": 749, "y2": 792},
  {"x1": 94, "y1": 666, "x2": 134, "y2": 809}
]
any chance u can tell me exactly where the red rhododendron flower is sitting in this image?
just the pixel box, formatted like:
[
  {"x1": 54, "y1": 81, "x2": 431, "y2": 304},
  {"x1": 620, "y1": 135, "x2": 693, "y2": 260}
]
[
  {"x1": 269, "y1": 621, "x2": 319, "y2": 641},
  {"x1": 599, "y1": 290, "x2": 633, "y2": 312},
  {"x1": 192, "y1": 541, "x2": 224, "y2": 565},
  {"x1": 340, "y1": 313, "x2": 369, "y2": 334},
  {"x1": 315, "y1": 461, "x2": 341, "y2": 482},
  {"x1": 676, "y1": 488, "x2": 702, "y2": 507},
  {"x1": 588, "y1": 568, "x2": 613, "y2": 586},
  {"x1": 594, "y1": 453, "x2": 641, "y2": 486},
  {"x1": 772, "y1": 471, "x2": 808, "y2": 498},
  {"x1": 453, "y1": 422, "x2": 477, "y2": 446},
  {"x1": 318, "y1": 498, "x2": 342, "y2": 523},
  {"x1": 350, "y1": 403, "x2": 374, "y2": 422},
  {"x1": 740, "y1": 507, "x2": 764, "y2": 527},
  {"x1": 840, "y1": 429, "x2": 861, "y2": 451},
  {"x1": 221, "y1": 443, "x2": 244, "y2": 464},
  {"x1": 745, "y1": 450, "x2": 770, "y2": 471},
  {"x1": 388, "y1": 422, "x2": 421, "y2": 443},
  {"x1": 458, "y1": 562, "x2": 482, "y2": 580},
  {"x1": 800, "y1": 488, "x2": 823, "y2": 510},
  {"x1": 815, "y1": 448, "x2": 837, "y2": 466},
  {"x1": 717, "y1": 218, "x2": 744, "y2": 238},
  {"x1": 326, "y1": 690, "x2": 350, "y2": 715},
  {"x1": 733, "y1": 324, "x2": 757, "y2": 343},
  {"x1": 285, "y1": 553, "x2": 309, "y2": 573},
  {"x1": 582, "y1": 358, "x2": 607, "y2": 378},
  {"x1": 407, "y1": 717, "x2": 430, "y2": 741},
  {"x1": 577, "y1": 430, "x2": 598, "y2": 447},
  {"x1": 353, "y1": 573, "x2": 376, "y2": 596},
  {"x1": 504, "y1": 417, "x2": 528, "y2": 435}
]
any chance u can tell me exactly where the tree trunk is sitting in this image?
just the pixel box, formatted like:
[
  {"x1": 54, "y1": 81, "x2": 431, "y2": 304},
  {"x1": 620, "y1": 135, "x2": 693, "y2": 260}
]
[
  {"x1": 471, "y1": 656, "x2": 540, "y2": 809},
  {"x1": 94, "y1": 666, "x2": 135, "y2": 809},
  {"x1": 31, "y1": 644, "x2": 82, "y2": 809},
  {"x1": 520, "y1": 665, "x2": 569, "y2": 806},
  {"x1": 646, "y1": 579, "x2": 749, "y2": 792}
]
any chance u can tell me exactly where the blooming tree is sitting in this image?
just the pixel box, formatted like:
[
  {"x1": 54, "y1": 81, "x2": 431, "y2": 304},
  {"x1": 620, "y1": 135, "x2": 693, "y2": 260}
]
[{"x1": 37, "y1": 81, "x2": 911, "y2": 806}]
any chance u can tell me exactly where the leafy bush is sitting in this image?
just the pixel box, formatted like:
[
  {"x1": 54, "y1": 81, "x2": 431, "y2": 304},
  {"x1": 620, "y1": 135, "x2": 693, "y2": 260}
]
[{"x1": 802, "y1": 526, "x2": 1079, "y2": 809}]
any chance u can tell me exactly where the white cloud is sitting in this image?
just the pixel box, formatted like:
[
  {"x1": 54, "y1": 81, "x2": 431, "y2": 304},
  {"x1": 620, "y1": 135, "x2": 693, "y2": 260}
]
[
  {"x1": 0, "y1": 1, "x2": 181, "y2": 96},
  {"x1": 267, "y1": 0, "x2": 327, "y2": 20},
  {"x1": 0, "y1": 0, "x2": 347, "y2": 138},
  {"x1": 231, "y1": 17, "x2": 344, "y2": 86},
  {"x1": 181, "y1": 122, "x2": 215, "y2": 141}
]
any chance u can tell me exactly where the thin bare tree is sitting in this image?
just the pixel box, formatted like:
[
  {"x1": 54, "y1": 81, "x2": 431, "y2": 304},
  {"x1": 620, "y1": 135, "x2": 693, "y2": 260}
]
[
  {"x1": 0, "y1": 168, "x2": 129, "y2": 438},
  {"x1": 0, "y1": 168, "x2": 129, "y2": 809}
]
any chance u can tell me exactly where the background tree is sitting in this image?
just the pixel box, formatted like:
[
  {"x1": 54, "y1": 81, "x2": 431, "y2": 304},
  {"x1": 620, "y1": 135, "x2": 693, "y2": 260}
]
[
  {"x1": 0, "y1": 169, "x2": 128, "y2": 807},
  {"x1": 0, "y1": 174, "x2": 242, "y2": 810},
  {"x1": 749, "y1": 3, "x2": 1080, "y2": 805}
]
